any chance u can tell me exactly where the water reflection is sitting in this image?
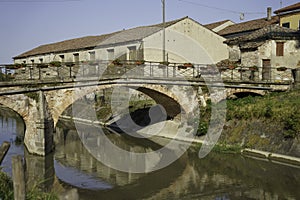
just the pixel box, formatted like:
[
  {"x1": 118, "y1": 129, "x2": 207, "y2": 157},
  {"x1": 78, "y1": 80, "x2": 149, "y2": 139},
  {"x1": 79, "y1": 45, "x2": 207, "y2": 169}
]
[
  {"x1": 0, "y1": 107, "x2": 25, "y2": 176},
  {"x1": 1, "y1": 107, "x2": 300, "y2": 200},
  {"x1": 55, "y1": 119, "x2": 300, "y2": 200}
]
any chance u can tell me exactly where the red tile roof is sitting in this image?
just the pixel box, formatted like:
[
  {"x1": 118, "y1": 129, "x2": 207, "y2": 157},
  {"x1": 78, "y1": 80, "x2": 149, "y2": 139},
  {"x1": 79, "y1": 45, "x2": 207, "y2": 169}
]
[
  {"x1": 217, "y1": 16, "x2": 279, "y2": 37},
  {"x1": 225, "y1": 25, "x2": 300, "y2": 50},
  {"x1": 14, "y1": 17, "x2": 188, "y2": 59},
  {"x1": 204, "y1": 20, "x2": 232, "y2": 30},
  {"x1": 274, "y1": 2, "x2": 300, "y2": 14}
]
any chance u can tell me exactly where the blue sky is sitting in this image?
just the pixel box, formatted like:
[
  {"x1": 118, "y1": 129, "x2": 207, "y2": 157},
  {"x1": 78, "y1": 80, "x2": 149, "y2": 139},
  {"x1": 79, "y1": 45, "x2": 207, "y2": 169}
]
[{"x1": 0, "y1": 0, "x2": 299, "y2": 63}]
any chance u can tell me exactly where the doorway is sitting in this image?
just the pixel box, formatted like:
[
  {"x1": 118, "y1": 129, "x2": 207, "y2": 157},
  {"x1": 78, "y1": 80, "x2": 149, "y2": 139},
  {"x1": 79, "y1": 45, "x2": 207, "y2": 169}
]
[{"x1": 262, "y1": 59, "x2": 271, "y2": 81}]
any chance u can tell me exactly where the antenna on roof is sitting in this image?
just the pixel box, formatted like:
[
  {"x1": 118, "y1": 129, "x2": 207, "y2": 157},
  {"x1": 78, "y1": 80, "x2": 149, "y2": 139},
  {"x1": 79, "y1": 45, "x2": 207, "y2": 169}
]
[
  {"x1": 280, "y1": 0, "x2": 283, "y2": 8},
  {"x1": 240, "y1": 13, "x2": 245, "y2": 20}
]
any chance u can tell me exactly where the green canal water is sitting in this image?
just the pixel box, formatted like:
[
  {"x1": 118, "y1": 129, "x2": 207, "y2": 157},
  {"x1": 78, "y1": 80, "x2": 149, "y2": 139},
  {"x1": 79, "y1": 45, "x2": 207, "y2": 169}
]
[{"x1": 1, "y1": 107, "x2": 300, "y2": 200}]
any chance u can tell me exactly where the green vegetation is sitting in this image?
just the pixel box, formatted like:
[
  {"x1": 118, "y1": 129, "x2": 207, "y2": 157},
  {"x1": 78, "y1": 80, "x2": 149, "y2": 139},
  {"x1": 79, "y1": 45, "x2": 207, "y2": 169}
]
[
  {"x1": 25, "y1": 92, "x2": 39, "y2": 102},
  {"x1": 0, "y1": 72, "x2": 14, "y2": 81},
  {"x1": 129, "y1": 99, "x2": 156, "y2": 113},
  {"x1": 0, "y1": 170, "x2": 13, "y2": 200},
  {"x1": 49, "y1": 61, "x2": 61, "y2": 67},
  {"x1": 212, "y1": 144, "x2": 242, "y2": 154},
  {"x1": 226, "y1": 90, "x2": 300, "y2": 139},
  {"x1": 197, "y1": 89, "x2": 300, "y2": 154},
  {"x1": 0, "y1": 170, "x2": 58, "y2": 200}
]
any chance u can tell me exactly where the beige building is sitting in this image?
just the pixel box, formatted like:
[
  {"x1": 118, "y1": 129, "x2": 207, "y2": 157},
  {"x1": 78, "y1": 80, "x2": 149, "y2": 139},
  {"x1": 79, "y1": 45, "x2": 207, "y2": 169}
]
[
  {"x1": 13, "y1": 17, "x2": 229, "y2": 66},
  {"x1": 225, "y1": 25, "x2": 300, "y2": 82},
  {"x1": 274, "y1": 2, "x2": 300, "y2": 30}
]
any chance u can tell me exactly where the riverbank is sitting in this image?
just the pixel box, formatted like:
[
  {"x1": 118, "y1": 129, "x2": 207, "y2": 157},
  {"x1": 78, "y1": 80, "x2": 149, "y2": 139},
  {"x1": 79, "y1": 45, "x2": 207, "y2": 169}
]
[
  {"x1": 218, "y1": 89, "x2": 300, "y2": 158},
  {"x1": 58, "y1": 115, "x2": 300, "y2": 167},
  {"x1": 58, "y1": 89, "x2": 300, "y2": 167}
]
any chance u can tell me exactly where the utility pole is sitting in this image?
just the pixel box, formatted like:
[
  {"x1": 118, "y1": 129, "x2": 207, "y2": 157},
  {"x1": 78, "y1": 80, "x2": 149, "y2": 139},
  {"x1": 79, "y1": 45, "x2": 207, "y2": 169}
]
[{"x1": 162, "y1": 0, "x2": 166, "y2": 62}]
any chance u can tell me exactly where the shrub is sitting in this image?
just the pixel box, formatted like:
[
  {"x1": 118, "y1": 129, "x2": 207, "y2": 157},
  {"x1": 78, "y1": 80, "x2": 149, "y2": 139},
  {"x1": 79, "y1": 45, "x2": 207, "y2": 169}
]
[
  {"x1": 197, "y1": 121, "x2": 208, "y2": 136},
  {"x1": 0, "y1": 170, "x2": 14, "y2": 200}
]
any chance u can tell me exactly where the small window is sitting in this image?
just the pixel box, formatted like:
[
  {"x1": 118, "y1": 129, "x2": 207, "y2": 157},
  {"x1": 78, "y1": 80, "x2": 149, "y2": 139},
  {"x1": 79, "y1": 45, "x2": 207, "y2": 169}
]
[
  {"x1": 89, "y1": 51, "x2": 96, "y2": 61},
  {"x1": 298, "y1": 20, "x2": 300, "y2": 30},
  {"x1": 128, "y1": 46, "x2": 137, "y2": 61},
  {"x1": 282, "y1": 22, "x2": 290, "y2": 28},
  {"x1": 73, "y1": 53, "x2": 79, "y2": 64},
  {"x1": 107, "y1": 49, "x2": 114, "y2": 61},
  {"x1": 39, "y1": 58, "x2": 43, "y2": 63},
  {"x1": 59, "y1": 55, "x2": 65, "y2": 63},
  {"x1": 276, "y1": 42, "x2": 284, "y2": 56}
]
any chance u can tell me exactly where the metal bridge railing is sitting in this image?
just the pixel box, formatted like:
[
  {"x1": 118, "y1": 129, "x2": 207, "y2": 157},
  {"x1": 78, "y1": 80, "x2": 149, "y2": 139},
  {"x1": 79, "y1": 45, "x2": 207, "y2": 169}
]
[{"x1": 0, "y1": 61, "x2": 294, "y2": 84}]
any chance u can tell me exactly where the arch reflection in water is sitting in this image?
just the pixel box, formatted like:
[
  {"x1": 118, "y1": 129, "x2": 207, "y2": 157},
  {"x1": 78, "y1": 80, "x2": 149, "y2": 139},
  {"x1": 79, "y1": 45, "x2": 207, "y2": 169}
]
[
  {"x1": 55, "y1": 119, "x2": 165, "y2": 188},
  {"x1": 55, "y1": 119, "x2": 300, "y2": 200}
]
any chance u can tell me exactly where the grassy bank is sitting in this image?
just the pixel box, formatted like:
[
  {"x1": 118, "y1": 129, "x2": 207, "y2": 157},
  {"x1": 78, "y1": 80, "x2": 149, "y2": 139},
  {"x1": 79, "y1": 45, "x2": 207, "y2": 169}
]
[
  {"x1": 0, "y1": 170, "x2": 58, "y2": 200},
  {"x1": 198, "y1": 89, "x2": 300, "y2": 157}
]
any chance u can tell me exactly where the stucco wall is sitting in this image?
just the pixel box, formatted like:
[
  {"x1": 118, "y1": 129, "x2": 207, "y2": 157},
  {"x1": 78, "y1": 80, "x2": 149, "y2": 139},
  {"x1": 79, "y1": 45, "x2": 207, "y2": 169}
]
[
  {"x1": 257, "y1": 40, "x2": 300, "y2": 69},
  {"x1": 15, "y1": 41, "x2": 143, "y2": 64},
  {"x1": 143, "y1": 18, "x2": 229, "y2": 64},
  {"x1": 15, "y1": 18, "x2": 229, "y2": 66},
  {"x1": 240, "y1": 39, "x2": 300, "y2": 81},
  {"x1": 280, "y1": 13, "x2": 300, "y2": 30}
]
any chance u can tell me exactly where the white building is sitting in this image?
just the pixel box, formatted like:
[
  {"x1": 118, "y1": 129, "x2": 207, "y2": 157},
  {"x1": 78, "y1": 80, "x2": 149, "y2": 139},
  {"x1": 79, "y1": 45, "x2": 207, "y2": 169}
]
[{"x1": 13, "y1": 17, "x2": 229, "y2": 66}]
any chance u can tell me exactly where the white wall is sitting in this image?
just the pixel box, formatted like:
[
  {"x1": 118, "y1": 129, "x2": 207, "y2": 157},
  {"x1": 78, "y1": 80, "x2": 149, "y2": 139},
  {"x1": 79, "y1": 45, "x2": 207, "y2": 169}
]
[{"x1": 143, "y1": 18, "x2": 228, "y2": 64}]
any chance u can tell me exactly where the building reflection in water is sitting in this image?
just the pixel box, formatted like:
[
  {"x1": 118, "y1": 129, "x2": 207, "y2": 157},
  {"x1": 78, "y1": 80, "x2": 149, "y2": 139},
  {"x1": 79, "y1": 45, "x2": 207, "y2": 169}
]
[{"x1": 1, "y1": 108, "x2": 300, "y2": 200}]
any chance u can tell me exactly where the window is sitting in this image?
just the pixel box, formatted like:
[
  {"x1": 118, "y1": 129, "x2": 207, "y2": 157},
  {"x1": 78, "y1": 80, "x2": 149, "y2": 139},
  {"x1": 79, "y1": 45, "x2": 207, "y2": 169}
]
[
  {"x1": 89, "y1": 51, "x2": 96, "y2": 61},
  {"x1": 107, "y1": 49, "x2": 114, "y2": 61},
  {"x1": 39, "y1": 58, "x2": 43, "y2": 63},
  {"x1": 282, "y1": 22, "x2": 290, "y2": 28},
  {"x1": 128, "y1": 46, "x2": 137, "y2": 60},
  {"x1": 299, "y1": 20, "x2": 300, "y2": 30},
  {"x1": 59, "y1": 55, "x2": 65, "y2": 63},
  {"x1": 73, "y1": 53, "x2": 79, "y2": 64},
  {"x1": 276, "y1": 42, "x2": 284, "y2": 56}
]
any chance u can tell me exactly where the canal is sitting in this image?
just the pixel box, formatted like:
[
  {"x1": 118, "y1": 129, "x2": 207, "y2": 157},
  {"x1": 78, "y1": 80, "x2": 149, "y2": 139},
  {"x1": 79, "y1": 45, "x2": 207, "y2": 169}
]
[{"x1": 1, "y1": 107, "x2": 300, "y2": 199}]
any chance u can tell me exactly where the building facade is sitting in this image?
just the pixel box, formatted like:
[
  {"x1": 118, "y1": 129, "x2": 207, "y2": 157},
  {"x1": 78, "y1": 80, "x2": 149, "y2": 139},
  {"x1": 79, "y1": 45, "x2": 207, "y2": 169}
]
[
  {"x1": 13, "y1": 17, "x2": 229, "y2": 66},
  {"x1": 225, "y1": 25, "x2": 300, "y2": 82},
  {"x1": 274, "y1": 2, "x2": 300, "y2": 30}
]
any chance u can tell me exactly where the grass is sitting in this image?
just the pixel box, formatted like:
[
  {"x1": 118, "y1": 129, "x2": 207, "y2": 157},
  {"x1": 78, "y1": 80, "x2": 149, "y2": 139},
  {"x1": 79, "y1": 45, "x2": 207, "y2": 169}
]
[
  {"x1": 195, "y1": 89, "x2": 300, "y2": 155},
  {"x1": 0, "y1": 169, "x2": 58, "y2": 200},
  {"x1": 199, "y1": 89, "x2": 300, "y2": 139},
  {"x1": 0, "y1": 170, "x2": 13, "y2": 200}
]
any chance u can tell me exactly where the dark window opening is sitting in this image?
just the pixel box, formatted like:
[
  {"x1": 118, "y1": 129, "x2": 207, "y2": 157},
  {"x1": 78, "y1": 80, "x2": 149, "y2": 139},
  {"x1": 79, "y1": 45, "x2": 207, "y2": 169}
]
[
  {"x1": 276, "y1": 42, "x2": 284, "y2": 56},
  {"x1": 59, "y1": 55, "x2": 65, "y2": 63},
  {"x1": 282, "y1": 22, "x2": 290, "y2": 28}
]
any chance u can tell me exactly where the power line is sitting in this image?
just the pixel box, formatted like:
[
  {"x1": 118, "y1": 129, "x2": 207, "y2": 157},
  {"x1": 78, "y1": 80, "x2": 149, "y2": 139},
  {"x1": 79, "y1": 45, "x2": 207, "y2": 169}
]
[
  {"x1": 0, "y1": 0, "x2": 81, "y2": 2},
  {"x1": 178, "y1": 0, "x2": 265, "y2": 15}
]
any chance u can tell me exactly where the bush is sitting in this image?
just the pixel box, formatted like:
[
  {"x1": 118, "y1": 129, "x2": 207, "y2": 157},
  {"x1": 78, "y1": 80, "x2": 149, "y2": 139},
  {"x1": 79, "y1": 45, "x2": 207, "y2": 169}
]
[
  {"x1": 283, "y1": 111, "x2": 300, "y2": 138},
  {"x1": 197, "y1": 121, "x2": 208, "y2": 136},
  {"x1": 0, "y1": 170, "x2": 14, "y2": 200}
]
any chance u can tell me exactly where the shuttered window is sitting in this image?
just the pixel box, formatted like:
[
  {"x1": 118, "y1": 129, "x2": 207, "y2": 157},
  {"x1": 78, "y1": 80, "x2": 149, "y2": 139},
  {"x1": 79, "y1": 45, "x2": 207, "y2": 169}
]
[{"x1": 276, "y1": 42, "x2": 284, "y2": 56}]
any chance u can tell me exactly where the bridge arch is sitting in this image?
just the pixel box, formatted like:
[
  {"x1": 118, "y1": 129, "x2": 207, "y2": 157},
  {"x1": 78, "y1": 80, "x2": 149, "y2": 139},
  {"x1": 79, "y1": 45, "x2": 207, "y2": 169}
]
[
  {"x1": 45, "y1": 83, "x2": 198, "y2": 127},
  {"x1": 226, "y1": 88, "x2": 267, "y2": 99},
  {"x1": 0, "y1": 94, "x2": 39, "y2": 152}
]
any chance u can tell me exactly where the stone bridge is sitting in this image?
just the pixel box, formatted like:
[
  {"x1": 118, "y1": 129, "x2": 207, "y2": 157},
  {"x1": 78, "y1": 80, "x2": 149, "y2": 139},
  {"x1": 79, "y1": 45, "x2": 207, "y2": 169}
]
[
  {"x1": 0, "y1": 79, "x2": 203, "y2": 155},
  {"x1": 0, "y1": 76, "x2": 291, "y2": 156}
]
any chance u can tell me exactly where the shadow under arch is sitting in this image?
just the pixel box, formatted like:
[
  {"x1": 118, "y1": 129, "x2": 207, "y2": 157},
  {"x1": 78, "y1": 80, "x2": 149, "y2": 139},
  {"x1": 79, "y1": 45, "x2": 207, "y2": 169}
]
[{"x1": 51, "y1": 83, "x2": 185, "y2": 129}]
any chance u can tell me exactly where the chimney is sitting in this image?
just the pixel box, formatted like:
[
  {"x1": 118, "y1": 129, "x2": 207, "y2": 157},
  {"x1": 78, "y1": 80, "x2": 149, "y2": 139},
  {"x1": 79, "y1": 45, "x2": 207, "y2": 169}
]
[{"x1": 267, "y1": 7, "x2": 272, "y2": 21}]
